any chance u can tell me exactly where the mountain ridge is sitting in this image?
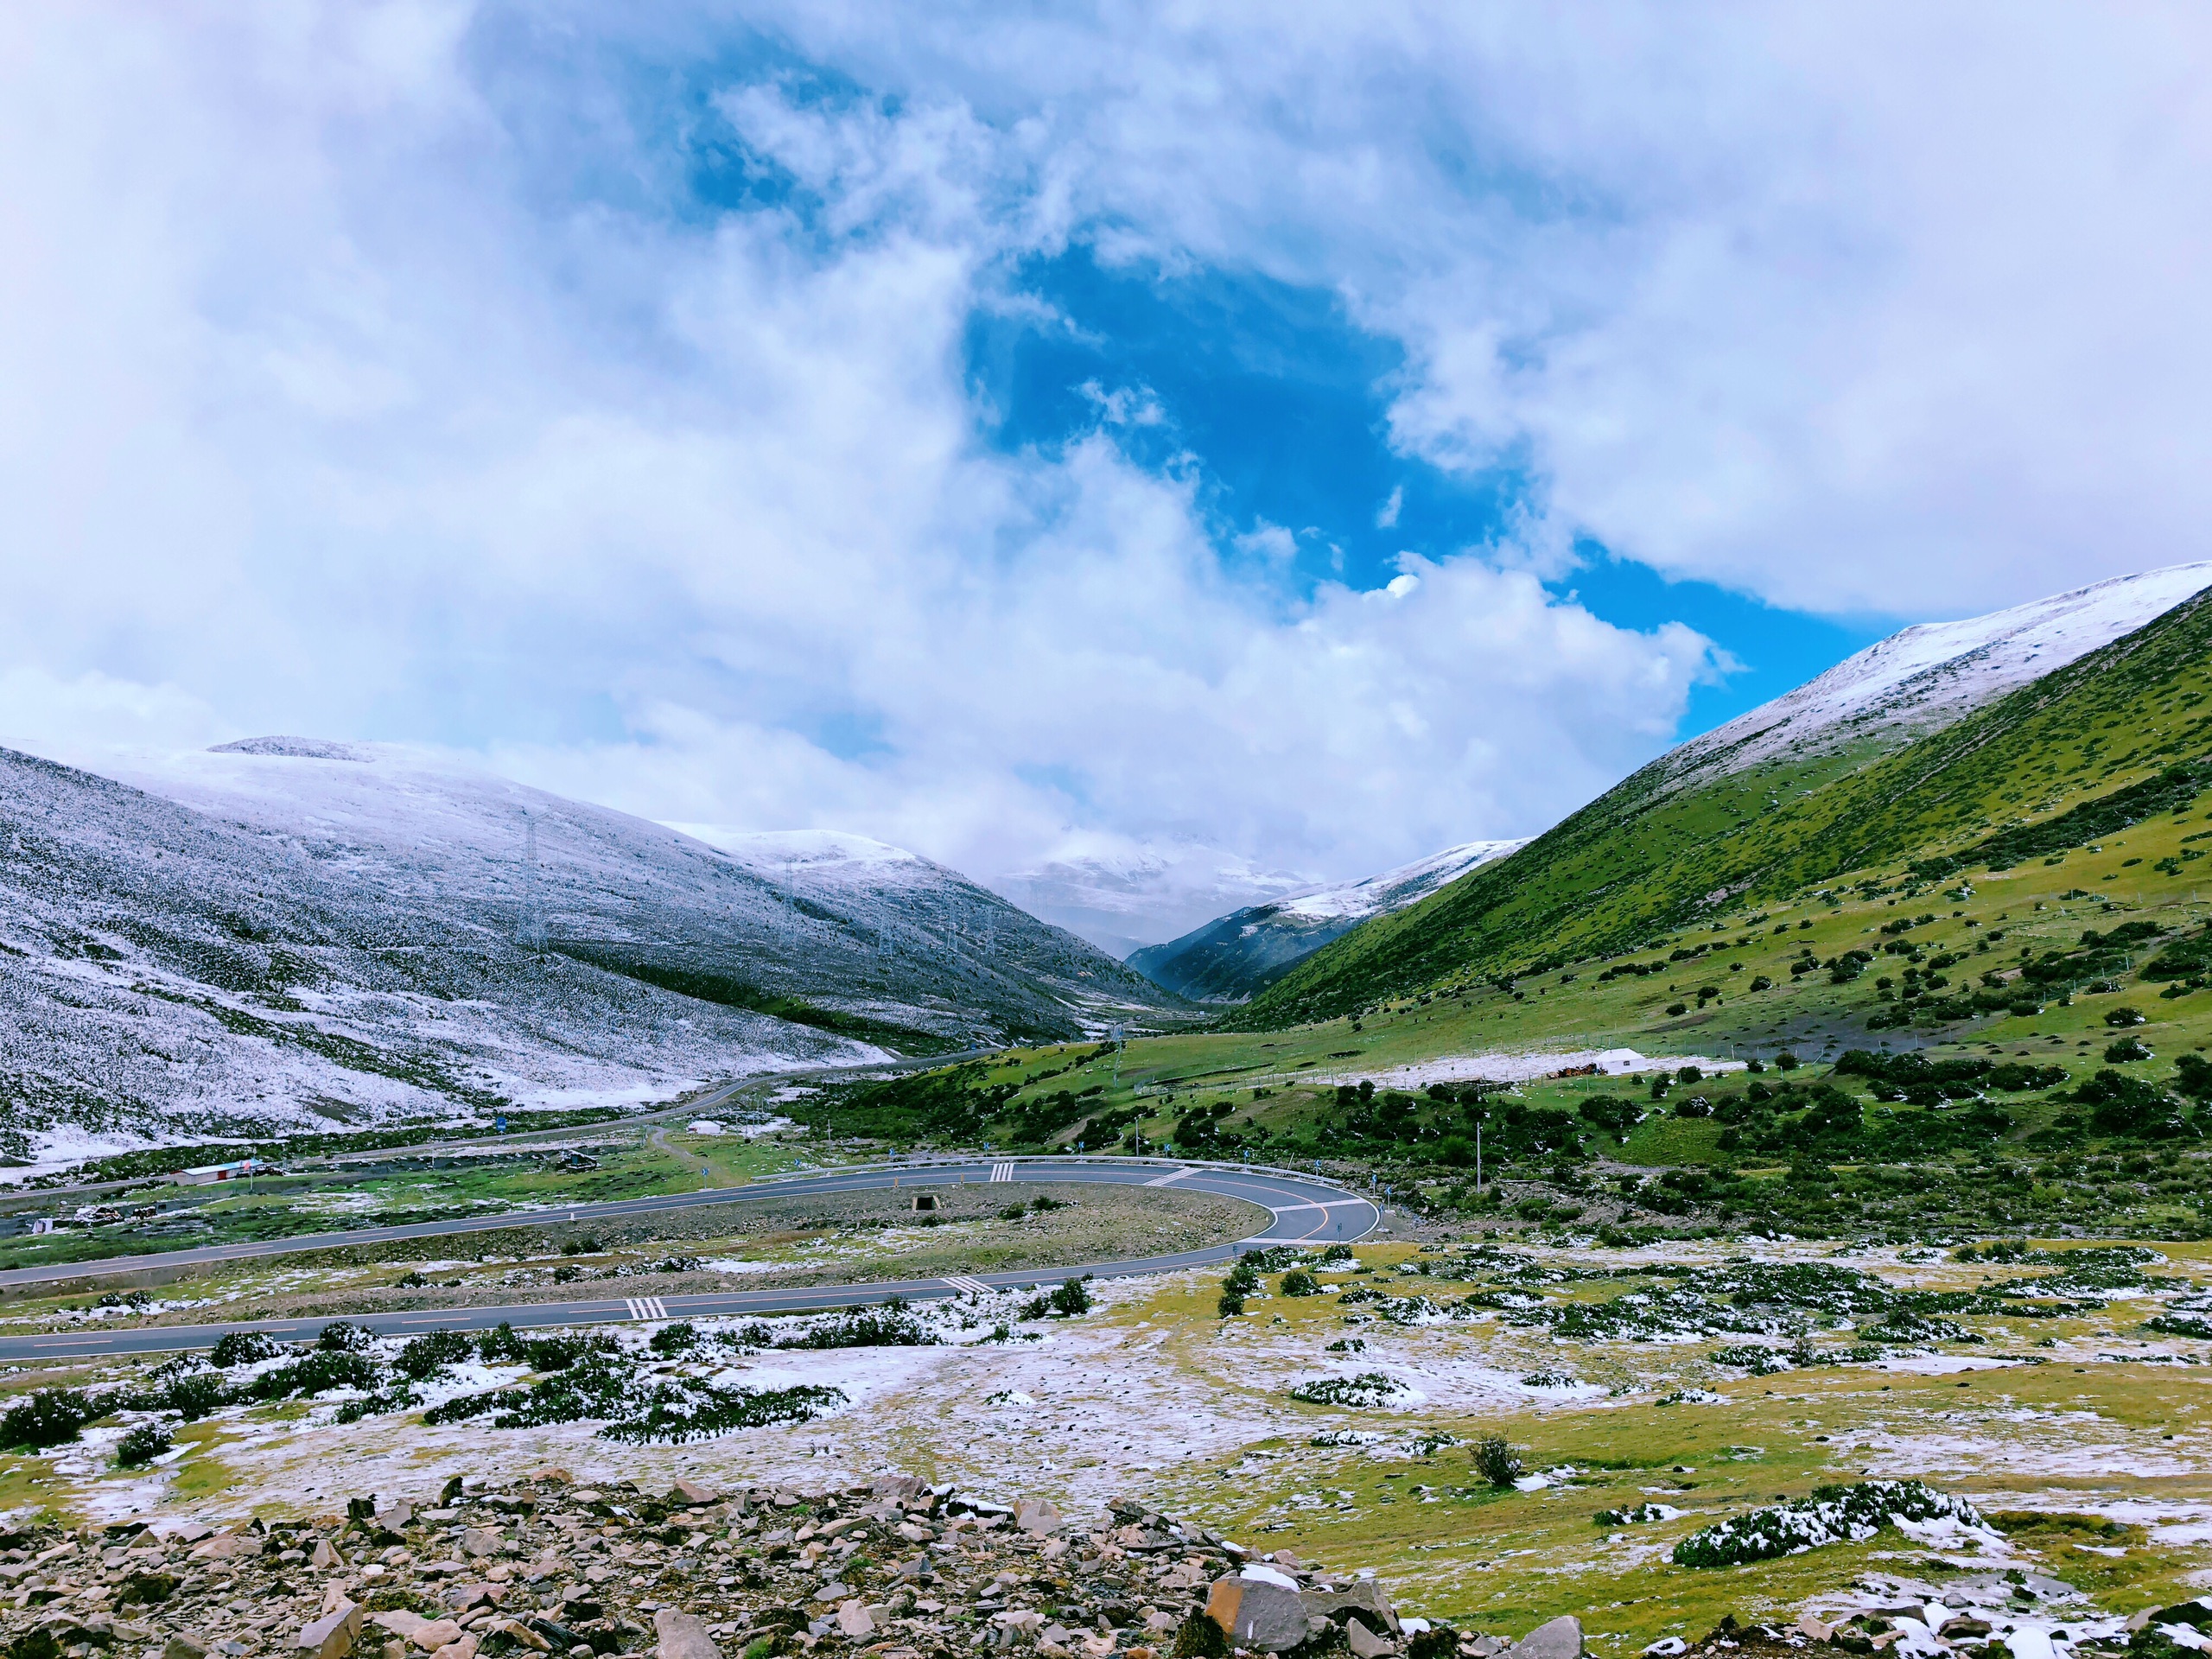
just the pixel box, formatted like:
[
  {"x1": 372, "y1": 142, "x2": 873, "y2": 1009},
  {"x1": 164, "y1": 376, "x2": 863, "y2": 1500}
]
[
  {"x1": 1128, "y1": 838, "x2": 1527, "y2": 1002},
  {"x1": 1229, "y1": 563, "x2": 2212, "y2": 1028}
]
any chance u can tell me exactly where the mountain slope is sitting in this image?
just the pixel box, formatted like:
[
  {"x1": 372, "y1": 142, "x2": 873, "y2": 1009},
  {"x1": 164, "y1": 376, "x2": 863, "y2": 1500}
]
[
  {"x1": 1128, "y1": 839, "x2": 1528, "y2": 1001},
  {"x1": 102, "y1": 741, "x2": 1181, "y2": 1049},
  {"x1": 0, "y1": 739, "x2": 1191, "y2": 1169},
  {"x1": 1234, "y1": 565, "x2": 2212, "y2": 1027},
  {"x1": 0, "y1": 746, "x2": 874, "y2": 1168}
]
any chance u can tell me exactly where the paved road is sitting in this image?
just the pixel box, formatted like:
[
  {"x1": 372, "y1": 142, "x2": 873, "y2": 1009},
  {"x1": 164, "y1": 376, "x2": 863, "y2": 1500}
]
[{"x1": 0, "y1": 1158, "x2": 1378, "y2": 1363}]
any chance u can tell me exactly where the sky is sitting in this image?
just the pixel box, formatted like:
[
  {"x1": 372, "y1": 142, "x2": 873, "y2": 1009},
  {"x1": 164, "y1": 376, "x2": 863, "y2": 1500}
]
[{"x1": 4, "y1": 4, "x2": 2211, "y2": 951}]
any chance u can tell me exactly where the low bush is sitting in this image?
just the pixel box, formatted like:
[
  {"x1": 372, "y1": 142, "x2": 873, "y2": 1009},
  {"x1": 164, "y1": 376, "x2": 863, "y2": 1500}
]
[
  {"x1": 1, "y1": 1389, "x2": 104, "y2": 1450},
  {"x1": 1671, "y1": 1479, "x2": 1980, "y2": 1567},
  {"x1": 114, "y1": 1422, "x2": 172, "y2": 1467},
  {"x1": 1473, "y1": 1434, "x2": 1523, "y2": 1487}
]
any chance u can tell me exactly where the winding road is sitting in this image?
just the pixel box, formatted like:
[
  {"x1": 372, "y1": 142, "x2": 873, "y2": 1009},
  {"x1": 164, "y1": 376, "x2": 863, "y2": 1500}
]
[{"x1": 0, "y1": 1157, "x2": 1379, "y2": 1363}]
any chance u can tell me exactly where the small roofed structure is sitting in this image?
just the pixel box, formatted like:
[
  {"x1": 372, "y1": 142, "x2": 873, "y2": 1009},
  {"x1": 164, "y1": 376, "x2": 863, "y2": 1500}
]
[{"x1": 180, "y1": 1157, "x2": 280, "y2": 1185}]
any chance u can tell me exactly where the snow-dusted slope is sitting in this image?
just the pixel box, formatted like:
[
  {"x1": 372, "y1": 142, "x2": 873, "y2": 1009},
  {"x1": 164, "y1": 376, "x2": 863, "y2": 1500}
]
[
  {"x1": 0, "y1": 739, "x2": 1186, "y2": 1169},
  {"x1": 1662, "y1": 563, "x2": 2212, "y2": 788},
  {"x1": 90, "y1": 742, "x2": 1179, "y2": 1049},
  {"x1": 0, "y1": 746, "x2": 879, "y2": 1172},
  {"x1": 1128, "y1": 839, "x2": 1529, "y2": 1003}
]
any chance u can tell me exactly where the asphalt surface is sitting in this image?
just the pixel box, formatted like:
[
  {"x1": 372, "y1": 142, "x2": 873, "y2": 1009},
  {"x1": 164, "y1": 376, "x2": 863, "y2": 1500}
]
[{"x1": 0, "y1": 1158, "x2": 1378, "y2": 1363}]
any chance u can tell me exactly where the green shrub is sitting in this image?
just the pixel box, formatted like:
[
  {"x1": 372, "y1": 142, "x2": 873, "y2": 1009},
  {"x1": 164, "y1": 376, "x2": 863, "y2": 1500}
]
[
  {"x1": 114, "y1": 1422, "x2": 172, "y2": 1467},
  {"x1": 244, "y1": 1351, "x2": 381, "y2": 1402},
  {"x1": 1473, "y1": 1433, "x2": 1523, "y2": 1487},
  {"x1": 1, "y1": 1389, "x2": 103, "y2": 1450},
  {"x1": 208, "y1": 1331, "x2": 277, "y2": 1368},
  {"x1": 156, "y1": 1370, "x2": 232, "y2": 1422},
  {"x1": 1020, "y1": 1278, "x2": 1092, "y2": 1319},
  {"x1": 394, "y1": 1331, "x2": 477, "y2": 1380},
  {"x1": 1672, "y1": 1480, "x2": 1980, "y2": 1567},
  {"x1": 1279, "y1": 1269, "x2": 1322, "y2": 1297}
]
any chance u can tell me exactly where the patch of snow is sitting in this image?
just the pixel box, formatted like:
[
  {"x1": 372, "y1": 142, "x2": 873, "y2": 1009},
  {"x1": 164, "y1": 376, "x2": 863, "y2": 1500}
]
[{"x1": 1300, "y1": 1048, "x2": 1745, "y2": 1090}]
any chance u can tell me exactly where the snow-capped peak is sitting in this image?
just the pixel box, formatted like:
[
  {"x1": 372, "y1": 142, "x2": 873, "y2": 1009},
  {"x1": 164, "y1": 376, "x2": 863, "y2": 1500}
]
[
  {"x1": 1675, "y1": 561, "x2": 2212, "y2": 779},
  {"x1": 1274, "y1": 839, "x2": 1530, "y2": 923}
]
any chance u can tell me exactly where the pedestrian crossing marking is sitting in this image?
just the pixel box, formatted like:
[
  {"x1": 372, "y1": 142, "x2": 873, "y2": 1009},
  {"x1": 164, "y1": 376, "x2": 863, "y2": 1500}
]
[
  {"x1": 624, "y1": 1296, "x2": 668, "y2": 1320},
  {"x1": 1143, "y1": 1168, "x2": 1192, "y2": 1186},
  {"x1": 944, "y1": 1275, "x2": 994, "y2": 1296},
  {"x1": 988, "y1": 1163, "x2": 1016, "y2": 1181}
]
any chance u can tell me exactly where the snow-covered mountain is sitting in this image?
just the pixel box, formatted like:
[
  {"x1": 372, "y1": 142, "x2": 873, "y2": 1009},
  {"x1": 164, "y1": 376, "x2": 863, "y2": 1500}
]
[
  {"x1": 1127, "y1": 839, "x2": 1529, "y2": 1002},
  {"x1": 0, "y1": 740, "x2": 1181, "y2": 1171},
  {"x1": 1658, "y1": 563, "x2": 2212, "y2": 791},
  {"x1": 991, "y1": 843, "x2": 1317, "y2": 960}
]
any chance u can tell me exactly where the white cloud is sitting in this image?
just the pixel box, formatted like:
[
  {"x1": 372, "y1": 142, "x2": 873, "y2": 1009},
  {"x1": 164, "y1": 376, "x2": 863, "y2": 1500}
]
[
  {"x1": 1376, "y1": 486, "x2": 1402, "y2": 530},
  {"x1": 24, "y1": 3, "x2": 2083, "y2": 944},
  {"x1": 758, "y1": 3, "x2": 2212, "y2": 618}
]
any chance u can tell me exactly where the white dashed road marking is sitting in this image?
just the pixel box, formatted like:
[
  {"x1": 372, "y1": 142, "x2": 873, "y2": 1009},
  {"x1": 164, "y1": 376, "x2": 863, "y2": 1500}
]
[
  {"x1": 625, "y1": 1297, "x2": 668, "y2": 1320},
  {"x1": 944, "y1": 1275, "x2": 994, "y2": 1296}
]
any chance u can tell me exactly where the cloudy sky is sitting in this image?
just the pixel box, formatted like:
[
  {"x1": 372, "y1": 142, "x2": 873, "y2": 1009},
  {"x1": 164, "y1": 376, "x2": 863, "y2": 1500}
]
[{"x1": 5, "y1": 4, "x2": 2210, "y2": 949}]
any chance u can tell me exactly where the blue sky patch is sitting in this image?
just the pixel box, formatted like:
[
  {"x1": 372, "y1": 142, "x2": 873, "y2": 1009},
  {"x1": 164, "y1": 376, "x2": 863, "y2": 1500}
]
[{"x1": 966, "y1": 245, "x2": 1890, "y2": 738}]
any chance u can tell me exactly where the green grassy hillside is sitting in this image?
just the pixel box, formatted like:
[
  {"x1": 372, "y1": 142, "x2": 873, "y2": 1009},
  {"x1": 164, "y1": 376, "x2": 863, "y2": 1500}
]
[{"x1": 1232, "y1": 586, "x2": 2212, "y2": 1028}]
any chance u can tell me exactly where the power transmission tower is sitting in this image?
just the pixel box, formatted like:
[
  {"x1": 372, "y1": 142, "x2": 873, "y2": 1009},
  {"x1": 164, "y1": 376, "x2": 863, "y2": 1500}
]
[{"x1": 519, "y1": 815, "x2": 547, "y2": 951}]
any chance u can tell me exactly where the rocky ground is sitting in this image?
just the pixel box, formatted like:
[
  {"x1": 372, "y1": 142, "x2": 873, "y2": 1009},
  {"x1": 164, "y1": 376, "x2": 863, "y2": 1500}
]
[{"x1": 0, "y1": 1471, "x2": 1584, "y2": 1659}]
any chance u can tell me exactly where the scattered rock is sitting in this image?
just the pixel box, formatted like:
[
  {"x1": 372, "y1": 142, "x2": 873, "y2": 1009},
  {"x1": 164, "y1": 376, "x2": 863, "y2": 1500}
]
[
  {"x1": 1348, "y1": 1618, "x2": 1398, "y2": 1659},
  {"x1": 1015, "y1": 1499, "x2": 1065, "y2": 1535},
  {"x1": 1205, "y1": 1577, "x2": 1312, "y2": 1653},
  {"x1": 162, "y1": 1637, "x2": 207, "y2": 1659},
  {"x1": 836, "y1": 1601, "x2": 876, "y2": 1640},
  {"x1": 297, "y1": 1603, "x2": 363, "y2": 1659},
  {"x1": 1506, "y1": 1617, "x2": 1584, "y2": 1659},
  {"x1": 1306, "y1": 1581, "x2": 1398, "y2": 1634},
  {"x1": 652, "y1": 1607, "x2": 720, "y2": 1659}
]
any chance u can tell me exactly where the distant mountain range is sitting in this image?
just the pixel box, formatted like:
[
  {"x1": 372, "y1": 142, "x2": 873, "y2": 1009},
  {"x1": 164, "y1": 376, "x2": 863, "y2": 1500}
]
[
  {"x1": 0, "y1": 740, "x2": 1181, "y2": 1169},
  {"x1": 1127, "y1": 840, "x2": 1527, "y2": 1001},
  {"x1": 1229, "y1": 562, "x2": 2212, "y2": 1027}
]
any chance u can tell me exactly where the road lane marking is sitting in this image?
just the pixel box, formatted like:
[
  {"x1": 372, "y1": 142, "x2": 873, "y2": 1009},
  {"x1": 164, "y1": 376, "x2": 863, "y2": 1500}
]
[
  {"x1": 624, "y1": 1297, "x2": 669, "y2": 1320},
  {"x1": 943, "y1": 1275, "x2": 994, "y2": 1296},
  {"x1": 988, "y1": 1163, "x2": 1016, "y2": 1181},
  {"x1": 1142, "y1": 1168, "x2": 1192, "y2": 1186}
]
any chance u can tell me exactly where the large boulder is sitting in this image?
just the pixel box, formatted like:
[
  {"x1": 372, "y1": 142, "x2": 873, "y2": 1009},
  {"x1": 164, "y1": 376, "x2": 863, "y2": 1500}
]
[
  {"x1": 836, "y1": 1603, "x2": 877, "y2": 1641},
  {"x1": 1505, "y1": 1617, "x2": 1583, "y2": 1659},
  {"x1": 1015, "y1": 1499, "x2": 1065, "y2": 1535},
  {"x1": 296, "y1": 1602, "x2": 363, "y2": 1659},
  {"x1": 654, "y1": 1609, "x2": 721, "y2": 1659},
  {"x1": 1303, "y1": 1582, "x2": 1398, "y2": 1634},
  {"x1": 1206, "y1": 1578, "x2": 1313, "y2": 1654}
]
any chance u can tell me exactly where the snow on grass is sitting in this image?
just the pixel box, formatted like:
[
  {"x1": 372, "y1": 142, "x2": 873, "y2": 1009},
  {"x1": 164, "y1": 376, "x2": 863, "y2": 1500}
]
[{"x1": 1307, "y1": 1047, "x2": 1747, "y2": 1090}]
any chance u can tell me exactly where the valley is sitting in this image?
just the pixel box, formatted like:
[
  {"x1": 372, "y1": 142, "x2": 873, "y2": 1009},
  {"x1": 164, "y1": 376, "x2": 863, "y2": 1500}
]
[{"x1": 13, "y1": 566, "x2": 2212, "y2": 1659}]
